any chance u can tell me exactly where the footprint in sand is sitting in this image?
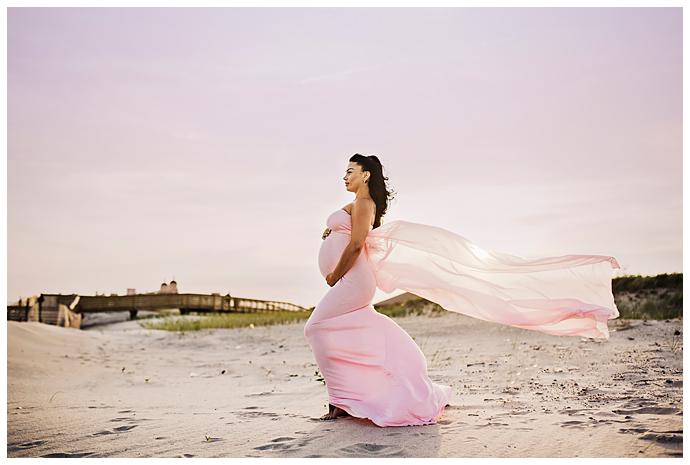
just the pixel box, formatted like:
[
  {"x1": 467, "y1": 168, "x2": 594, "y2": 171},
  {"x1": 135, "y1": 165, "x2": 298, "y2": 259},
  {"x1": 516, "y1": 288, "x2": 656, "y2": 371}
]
[
  {"x1": 558, "y1": 408, "x2": 596, "y2": 416},
  {"x1": 477, "y1": 422, "x2": 510, "y2": 428},
  {"x1": 236, "y1": 410, "x2": 280, "y2": 419},
  {"x1": 337, "y1": 443, "x2": 405, "y2": 458},
  {"x1": 253, "y1": 442, "x2": 294, "y2": 451},
  {"x1": 245, "y1": 391, "x2": 274, "y2": 397},
  {"x1": 113, "y1": 425, "x2": 138, "y2": 432},
  {"x1": 92, "y1": 430, "x2": 115, "y2": 436},
  {"x1": 559, "y1": 420, "x2": 586, "y2": 428},
  {"x1": 612, "y1": 407, "x2": 680, "y2": 415},
  {"x1": 253, "y1": 435, "x2": 324, "y2": 452},
  {"x1": 41, "y1": 452, "x2": 95, "y2": 458},
  {"x1": 639, "y1": 431, "x2": 683, "y2": 447},
  {"x1": 619, "y1": 427, "x2": 651, "y2": 434},
  {"x1": 7, "y1": 439, "x2": 48, "y2": 452}
]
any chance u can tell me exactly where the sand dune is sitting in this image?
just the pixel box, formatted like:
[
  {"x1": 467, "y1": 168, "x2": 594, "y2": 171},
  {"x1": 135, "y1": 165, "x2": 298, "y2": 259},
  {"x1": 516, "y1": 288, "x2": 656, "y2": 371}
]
[{"x1": 7, "y1": 314, "x2": 682, "y2": 458}]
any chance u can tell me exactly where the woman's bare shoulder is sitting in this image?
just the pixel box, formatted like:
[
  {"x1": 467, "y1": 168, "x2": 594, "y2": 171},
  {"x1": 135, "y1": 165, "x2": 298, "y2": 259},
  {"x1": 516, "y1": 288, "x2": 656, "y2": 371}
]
[
  {"x1": 351, "y1": 199, "x2": 376, "y2": 226},
  {"x1": 349, "y1": 198, "x2": 375, "y2": 211}
]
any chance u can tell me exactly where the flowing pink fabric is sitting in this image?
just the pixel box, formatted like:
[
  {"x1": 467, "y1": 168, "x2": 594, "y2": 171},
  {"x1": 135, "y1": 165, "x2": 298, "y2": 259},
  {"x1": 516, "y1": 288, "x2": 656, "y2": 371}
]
[
  {"x1": 304, "y1": 208, "x2": 620, "y2": 427},
  {"x1": 363, "y1": 216, "x2": 620, "y2": 340}
]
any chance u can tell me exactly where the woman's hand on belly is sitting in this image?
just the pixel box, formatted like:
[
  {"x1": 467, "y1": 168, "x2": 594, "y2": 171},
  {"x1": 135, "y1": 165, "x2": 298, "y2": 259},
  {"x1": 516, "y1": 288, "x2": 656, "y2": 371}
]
[{"x1": 326, "y1": 272, "x2": 338, "y2": 287}]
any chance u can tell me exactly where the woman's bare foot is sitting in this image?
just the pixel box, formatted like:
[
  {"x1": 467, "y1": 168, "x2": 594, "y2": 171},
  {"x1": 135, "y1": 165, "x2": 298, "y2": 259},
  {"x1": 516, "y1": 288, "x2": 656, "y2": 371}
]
[{"x1": 319, "y1": 403, "x2": 351, "y2": 420}]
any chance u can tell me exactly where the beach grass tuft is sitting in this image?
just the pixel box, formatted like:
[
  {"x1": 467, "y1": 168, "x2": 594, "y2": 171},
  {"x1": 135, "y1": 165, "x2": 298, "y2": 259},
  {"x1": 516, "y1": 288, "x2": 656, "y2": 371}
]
[{"x1": 139, "y1": 310, "x2": 313, "y2": 332}]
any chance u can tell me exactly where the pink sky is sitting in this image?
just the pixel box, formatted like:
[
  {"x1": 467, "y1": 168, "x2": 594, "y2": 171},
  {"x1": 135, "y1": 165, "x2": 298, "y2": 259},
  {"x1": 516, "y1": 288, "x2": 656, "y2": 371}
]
[{"x1": 7, "y1": 7, "x2": 682, "y2": 307}]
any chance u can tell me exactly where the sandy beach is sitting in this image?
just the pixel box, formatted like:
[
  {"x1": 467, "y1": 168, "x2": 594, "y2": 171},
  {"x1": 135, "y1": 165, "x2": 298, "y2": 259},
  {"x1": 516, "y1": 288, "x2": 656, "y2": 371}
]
[{"x1": 7, "y1": 313, "x2": 682, "y2": 458}]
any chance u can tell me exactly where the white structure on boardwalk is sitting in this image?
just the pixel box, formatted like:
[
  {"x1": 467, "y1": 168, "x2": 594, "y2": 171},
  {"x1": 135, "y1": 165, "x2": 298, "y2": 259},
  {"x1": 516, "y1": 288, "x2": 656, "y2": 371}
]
[{"x1": 158, "y1": 280, "x2": 179, "y2": 294}]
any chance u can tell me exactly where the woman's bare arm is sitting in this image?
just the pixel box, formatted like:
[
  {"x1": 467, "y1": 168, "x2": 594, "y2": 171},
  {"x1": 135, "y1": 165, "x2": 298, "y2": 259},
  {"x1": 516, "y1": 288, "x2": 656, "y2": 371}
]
[{"x1": 328, "y1": 198, "x2": 375, "y2": 284}]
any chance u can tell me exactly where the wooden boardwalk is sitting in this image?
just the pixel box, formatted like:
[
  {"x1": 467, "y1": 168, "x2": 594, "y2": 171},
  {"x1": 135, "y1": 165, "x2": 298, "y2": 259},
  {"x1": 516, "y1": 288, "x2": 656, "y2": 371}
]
[{"x1": 7, "y1": 293, "x2": 310, "y2": 328}]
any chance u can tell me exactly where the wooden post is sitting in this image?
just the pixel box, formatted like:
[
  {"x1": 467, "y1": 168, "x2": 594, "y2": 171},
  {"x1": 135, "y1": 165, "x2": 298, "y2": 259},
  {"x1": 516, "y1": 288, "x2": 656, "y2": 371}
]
[{"x1": 57, "y1": 304, "x2": 82, "y2": 329}]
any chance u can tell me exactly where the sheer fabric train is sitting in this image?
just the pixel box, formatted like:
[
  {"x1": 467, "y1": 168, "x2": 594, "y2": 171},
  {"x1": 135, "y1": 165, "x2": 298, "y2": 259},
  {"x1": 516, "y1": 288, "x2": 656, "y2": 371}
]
[{"x1": 364, "y1": 217, "x2": 620, "y2": 340}]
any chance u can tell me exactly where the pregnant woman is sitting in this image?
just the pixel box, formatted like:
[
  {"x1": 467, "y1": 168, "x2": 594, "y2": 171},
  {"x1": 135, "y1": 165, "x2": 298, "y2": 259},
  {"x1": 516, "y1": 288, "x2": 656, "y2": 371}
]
[{"x1": 304, "y1": 154, "x2": 620, "y2": 427}]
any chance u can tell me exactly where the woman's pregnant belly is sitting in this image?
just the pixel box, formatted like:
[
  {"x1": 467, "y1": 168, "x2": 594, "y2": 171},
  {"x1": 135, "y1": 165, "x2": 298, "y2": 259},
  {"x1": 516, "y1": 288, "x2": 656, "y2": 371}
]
[{"x1": 318, "y1": 232, "x2": 350, "y2": 278}]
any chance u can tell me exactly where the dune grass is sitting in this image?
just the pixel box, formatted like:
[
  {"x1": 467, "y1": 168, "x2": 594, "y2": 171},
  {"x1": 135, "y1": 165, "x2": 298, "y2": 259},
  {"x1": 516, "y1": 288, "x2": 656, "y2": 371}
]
[
  {"x1": 376, "y1": 299, "x2": 446, "y2": 318},
  {"x1": 614, "y1": 289, "x2": 682, "y2": 320},
  {"x1": 138, "y1": 310, "x2": 313, "y2": 332},
  {"x1": 613, "y1": 273, "x2": 682, "y2": 320}
]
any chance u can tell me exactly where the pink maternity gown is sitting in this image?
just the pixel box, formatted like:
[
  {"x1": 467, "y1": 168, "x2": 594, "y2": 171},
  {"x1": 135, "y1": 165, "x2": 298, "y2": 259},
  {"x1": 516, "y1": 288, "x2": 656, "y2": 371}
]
[{"x1": 304, "y1": 207, "x2": 620, "y2": 427}]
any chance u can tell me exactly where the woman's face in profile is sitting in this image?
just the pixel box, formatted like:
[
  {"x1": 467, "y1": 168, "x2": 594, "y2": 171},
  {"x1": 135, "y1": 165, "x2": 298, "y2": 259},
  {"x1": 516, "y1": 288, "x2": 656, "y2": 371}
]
[{"x1": 343, "y1": 162, "x2": 366, "y2": 192}]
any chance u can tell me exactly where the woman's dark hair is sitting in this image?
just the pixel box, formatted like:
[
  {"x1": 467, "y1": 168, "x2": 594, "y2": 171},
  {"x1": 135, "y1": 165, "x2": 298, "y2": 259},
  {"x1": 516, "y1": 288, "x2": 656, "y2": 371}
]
[{"x1": 349, "y1": 153, "x2": 396, "y2": 229}]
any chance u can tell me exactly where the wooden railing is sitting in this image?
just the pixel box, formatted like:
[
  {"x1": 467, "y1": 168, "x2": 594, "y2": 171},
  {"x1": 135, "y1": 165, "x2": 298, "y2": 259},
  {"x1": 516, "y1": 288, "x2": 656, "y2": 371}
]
[{"x1": 76, "y1": 293, "x2": 306, "y2": 314}]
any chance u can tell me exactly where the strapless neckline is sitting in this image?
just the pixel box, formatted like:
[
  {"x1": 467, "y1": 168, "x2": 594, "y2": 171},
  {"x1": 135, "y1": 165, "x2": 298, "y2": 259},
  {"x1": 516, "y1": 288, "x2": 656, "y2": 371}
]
[{"x1": 339, "y1": 209, "x2": 373, "y2": 229}]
